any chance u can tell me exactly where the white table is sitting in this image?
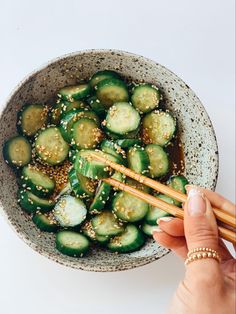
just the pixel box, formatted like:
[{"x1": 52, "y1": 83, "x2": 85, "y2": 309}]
[{"x1": 0, "y1": 1, "x2": 235, "y2": 313}]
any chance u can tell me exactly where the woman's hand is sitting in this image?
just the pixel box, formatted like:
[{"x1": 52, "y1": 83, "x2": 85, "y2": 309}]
[{"x1": 153, "y1": 186, "x2": 236, "y2": 314}]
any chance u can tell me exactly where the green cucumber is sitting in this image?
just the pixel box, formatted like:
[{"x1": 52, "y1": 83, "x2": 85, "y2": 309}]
[
  {"x1": 145, "y1": 144, "x2": 169, "y2": 178},
  {"x1": 59, "y1": 84, "x2": 91, "y2": 101},
  {"x1": 87, "y1": 96, "x2": 106, "y2": 118},
  {"x1": 32, "y1": 212, "x2": 59, "y2": 232},
  {"x1": 126, "y1": 178, "x2": 150, "y2": 193},
  {"x1": 81, "y1": 220, "x2": 109, "y2": 244},
  {"x1": 91, "y1": 211, "x2": 124, "y2": 237},
  {"x1": 105, "y1": 102, "x2": 140, "y2": 135},
  {"x1": 56, "y1": 230, "x2": 90, "y2": 257},
  {"x1": 60, "y1": 100, "x2": 88, "y2": 115},
  {"x1": 35, "y1": 127, "x2": 69, "y2": 165},
  {"x1": 127, "y1": 146, "x2": 150, "y2": 175},
  {"x1": 107, "y1": 224, "x2": 145, "y2": 253},
  {"x1": 90, "y1": 70, "x2": 121, "y2": 89},
  {"x1": 50, "y1": 101, "x2": 63, "y2": 125},
  {"x1": 145, "y1": 194, "x2": 174, "y2": 225},
  {"x1": 17, "y1": 189, "x2": 55, "y2": 214},
  {"x1": 112, "y1": 191, "x2": 149, "y2": 222},
  {"x1": 96, "y1": 78, "x2": 129, "y2": 109},
  {"x1": 168, "y1": 175, "x2": 188, "y2": 206},
  {"x1": 142, "y1": 110, "x2": 176, "y2": 146},
  {"x1": 141, "y1": 223, "x2": 159, "y2": 237},
  {"x1": 21, "y1": 165, "x2": 55, "y2": 197},
  {"x1": 89, "y1": 181, "x2": 111, "y2": 214},
  {"x1": 54, "y1": 195, "x2": 87, "y2": 228},
  {"x1": 17, "y1": 104, "x2": 48, "y2": 137},
  {"x1": 131, "y1": 83, "x2": 161, "y2": 113},
  {"x1": 3, "y1": 136, "x2": 31, "y2": 168},
  {"x1": 115, "y1": 138, "x2": 142, "y2": 149},
  {"x1": 69, "y1": 168, "x2": 97, "y2": 199},
  {"x1": 101, "y1": 140, "x2": 126, "y2": 162}
]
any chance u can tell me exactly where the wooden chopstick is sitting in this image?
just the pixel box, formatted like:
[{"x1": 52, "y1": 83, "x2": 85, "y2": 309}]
[
  {"x1": 104, "y1": 177, "x2": 236, "y2": 245},
  {"x1": 91, "y1": 153, "x2": 236, "y2": 229}
]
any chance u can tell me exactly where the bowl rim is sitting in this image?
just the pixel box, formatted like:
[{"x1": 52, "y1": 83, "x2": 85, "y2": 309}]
[{"x1": 0, "y1": 49, "x2": 219, "y2": 271}]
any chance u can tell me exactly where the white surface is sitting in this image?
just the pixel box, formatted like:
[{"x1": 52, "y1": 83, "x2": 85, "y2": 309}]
[{"x1": 0, "y1": 1, "x2": 235, "y2": 313}]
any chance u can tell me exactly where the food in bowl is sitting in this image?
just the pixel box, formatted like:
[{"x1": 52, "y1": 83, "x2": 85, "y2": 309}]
[{"x1": 2, "y1": 69, "x2": 188, "y2": 258}]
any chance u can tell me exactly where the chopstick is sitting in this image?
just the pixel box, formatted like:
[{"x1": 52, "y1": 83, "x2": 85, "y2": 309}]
[
  {"x1": 91, "y1": 153, "x2": 236, "y2": 229},
  {"x1": 103, "y1": 177, "x2": 236, "y2": 244}
]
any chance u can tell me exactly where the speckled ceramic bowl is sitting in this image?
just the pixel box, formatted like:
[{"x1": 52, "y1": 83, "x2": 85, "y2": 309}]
[{"x1": 0, "y1": 50, "x2": 219, "y2": 272}]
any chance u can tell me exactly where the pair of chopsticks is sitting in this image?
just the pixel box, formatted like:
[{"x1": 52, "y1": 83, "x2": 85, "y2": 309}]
[{"x1": 91, "y1": 153, "x2": 236, "y2": 244}]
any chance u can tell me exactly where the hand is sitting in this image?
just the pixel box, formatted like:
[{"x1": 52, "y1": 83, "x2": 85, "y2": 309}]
[{"x1": 153, "y1": 186, "x2": 236, "y2": 314}]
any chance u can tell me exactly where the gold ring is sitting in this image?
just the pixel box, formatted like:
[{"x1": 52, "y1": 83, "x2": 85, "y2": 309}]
[{"x1": 185, "y1": 247, "x2": 221, "y2": 266}]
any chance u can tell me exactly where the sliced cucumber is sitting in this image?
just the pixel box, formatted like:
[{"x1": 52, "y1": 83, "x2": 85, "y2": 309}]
[
  {"x1": 87, "y1": 96, "x2": 106, "y2": 117},
  {"x1": 168, "y1": 175, "x2": 188, "y2": 206},
  {"x1": 90, "y1": 70, "x2": 121, "y2": 89},
  {"x1": 71, "y1": 118, "x2": 103, "y2": 149},
  {"x1": 111, "y1": 171, "x2": 126, "y2": 183},
  {"x1": 105, "y1": 102, "x2": 140, "y2": 135},
  {"x1": 81, "y1": 220, "x2": 109, "y2": 244},
  {"x1": 17, "y1": 104, "x2": 48, "y2": 137},
  {"x1": 17, "y1": 189, "x2": 55, "y2": 214},
  {"x1": 145, "y1": 194, "x2": 174, "y2": 225},
  {"x1": 96, "y1": 78, "x2": 129, "y2": 109},
  {"x1": 60, "y1": 109, "x2": 100, "y2": 142},
  {"x1": 60, "y1": 100, "x2": 88, "y2": 115},
  {"x1": 54, "y1": 195, "x2": 87, "y2": 228},
  {"x1": 75, "y1": 149, "x2": 122, "y2": 179},
  {"x1": 141, "y1": 223, "x2": 159, "y2": 237},
  {"x1": 68, "y1": 149, "x2": 78, "y2": 163},
  {"x1": 101, "y1": 140, "x2": 126, "y2": 162},
  {"x1": 131, "y1": 84, "x2": 161, "y2": 113},
  {"x1": 115, "y1": 138, "x2": 141, "y2": 149},
  {"x1": 3, "y1": 136, "x2": 31, "y2": 168},
  {"x1": 107, "y1": 224, "x2": 145, "y2": 253},
  {"x1": 35, "y1": 127, "x2": 69, "y2": 165},
  {"x1": 50, "y1": 101, "x2": 63, "y2": 125},
  {"x1": 91, "y1": 211, "x2": 124, "y2": 237},
  {"x1": 59, "y1": 84, "x2": 91, "y2": 101},
  {"x1": 69, "y1": 168, "x2": 97, "y2": 199},
  {"x1": 127, "y1": 146, "x2": 150, "y2": 175},
  {"x1": 142, "y1": 110, "x2": 176, "y2": 146},
  {"x1": 112, "y1": 191, "x2": 149, "y2": 222},
  {"x1": 89, "y1": 181, "x2": 111, "y2": 214},
  {"x1": 21, "y1": 165, "x2": 55, "y2": 197},
  {"x1": 145, "y1": 144, "x2": 169, "y2": 178},
  {"x1": 126, "y1": 178, "x2": 150, "y2": 193},
  {"x1": 32, "y1": 212, "x2": 59, "y2": 232},
  {"x1": 56, "y1": 230, "x2": 90, "y2": 257}
]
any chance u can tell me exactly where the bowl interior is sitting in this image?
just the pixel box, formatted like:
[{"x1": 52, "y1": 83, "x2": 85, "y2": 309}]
[{"x1": 0, "y1": 50, "x2": 218, "y2": 271}]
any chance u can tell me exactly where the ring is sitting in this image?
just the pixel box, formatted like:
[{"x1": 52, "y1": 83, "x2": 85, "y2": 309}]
[{"x1": 185, "y1": 247, "x2": 221, "y2": 266}]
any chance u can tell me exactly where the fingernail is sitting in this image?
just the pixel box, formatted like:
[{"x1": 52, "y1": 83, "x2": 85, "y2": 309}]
[
  {"x1": 152, "y1": 226, "x2": 163, "y2": 234},
  {"x1": 187, "y1": 188, "x2": 206, "y2": 216},
  {"x1": 157, "y1": 217, "x2": 174, "y2": 224}
]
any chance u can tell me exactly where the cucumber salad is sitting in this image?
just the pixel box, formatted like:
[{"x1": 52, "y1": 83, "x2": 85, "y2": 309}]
[{"x1": 3, "y1": 70, "x2": 188, "y2": 257}]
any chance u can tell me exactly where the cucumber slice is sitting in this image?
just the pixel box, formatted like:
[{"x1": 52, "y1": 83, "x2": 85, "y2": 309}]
[
  {"x1": 126, "y1": 178, "x2": 150, "y2": 193},
  {"x1": 59, "y1": 84, "x2": 91, "y2": 101},
  {"x1": 112, "y1": 191, "x2": 149, "y2": 222},
  {"x1": 89, "y1": 181, "x2": 111, "y2": 214},
  {"x1": 69, "y1": 168, "x2": 97, "y2": 198},
  {"x1": 101, "y1": 140, "x2": 126, "y2": 162},
  {"x1": 50, "y1": 101, "x2": 63, "y2": 125},
  {"x1": 107, "y1": 224, "x2": 145, "y2": 253},
  {"x1": 145, "y1": 194, "x2": 174, "y2": 225},
  {"x1": 60, "y1": 100, "x2": 88, "y2": 115},
  {"x1": 116, "y1": 139, "x2": 142, "y2": 149},
  {"x1": 111, "y1": 171, "x2": 126, "y2": 183},
  {"x1": 75, "y1": 149, "x2": 122, "y2": 179},
  {"x1": 54, "y1": 195, "x2": 87, "y2": 228},
  {"x1": 127, "y1": 146, "x2": 150, "y2": 175},
  {"x1": 17, "y1": 104, "x2": 48, "y2": 137},
  {"x1": 131, "y1": 84, "x2": 161, "y2": 113},
  {"x1": 87, "y1": 96, "x2": 106, "y2": 118},
  {"x1": 71, "y1": 118, "x2": 103, "y2": 149},
  {"x1": 105, "y1": 102, "x2": 140, "y2": 135},
  {"x1": 91, "y1": 211, "x2": 124, "y2": 237},
  {"x1": 96, "y1": 78, "x2": 129, "y2": 109},
  {"x1": 145, "y1": 144, "x2": 169, "y2": 178},
  {"x1": 142, "y1": 110, "x2": 176, "y2": 146},
  {"x1": 81, "y1": 220, "x2": 109, "y2": 244},
  {"x1": 68, "y1": 149, "x2": 78, "y2": 163},
  {"x1": 17, "y1": 189, "x2": 55, "y2": 214},
  {"x1": 32, "y1": 212, "x2": 59, "y2": 232},
  {"x1": 3, "y1": 136, "x2": 31, "y2": 168},
  {"x1": 90, "y1": 70, "x2": 121, "y2": 89},
  {"x1": 168, "y1": 175, "x2": 188, "y2": 206},
  {"x1": 141, "y1": 223, "x2": 159, "y2": 237},
  {"x1": 60, "y1": 109, "x2": 100, "y2": 142},
  {"x1": 35, "y1": 127, "x2": 69, "y2": 165},
  {"x1": 21, "y1": 165, "x2": 55, "y2": 197},
  {"x1": 56, "y1": 230, "x2": 90, "y2": 257}
]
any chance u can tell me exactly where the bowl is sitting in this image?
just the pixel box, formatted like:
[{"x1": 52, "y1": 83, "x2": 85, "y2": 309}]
[{"x1": 0, "y1": 50, "x2": 219, "y2": 272}]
